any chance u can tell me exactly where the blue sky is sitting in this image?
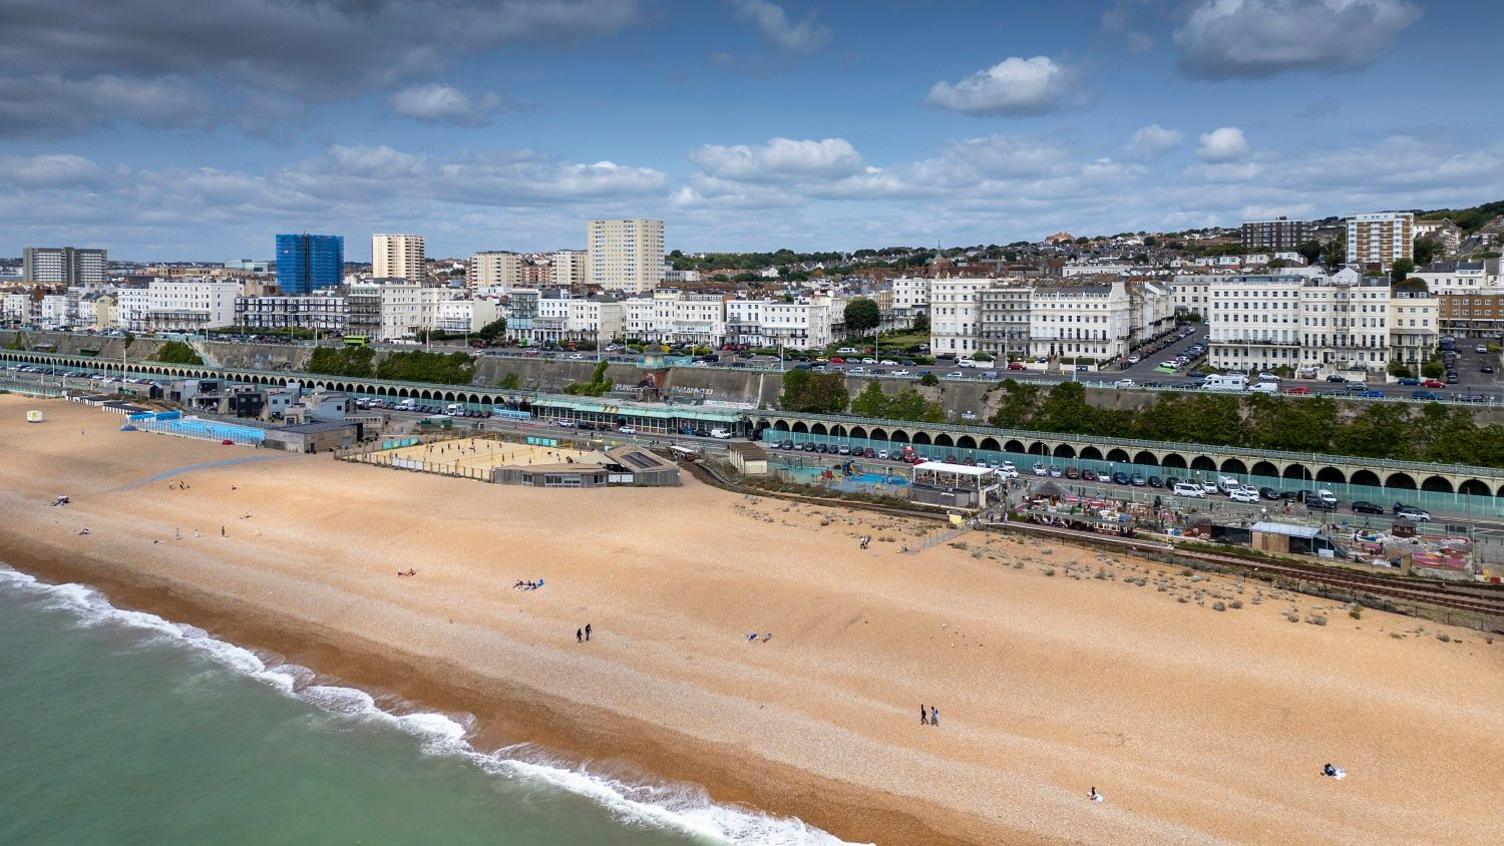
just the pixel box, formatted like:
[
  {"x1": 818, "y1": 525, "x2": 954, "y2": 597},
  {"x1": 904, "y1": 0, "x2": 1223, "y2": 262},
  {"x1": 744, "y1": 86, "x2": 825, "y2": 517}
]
[{"x1": 0, "y1": 0, "x2": 1501, "y2": 261}]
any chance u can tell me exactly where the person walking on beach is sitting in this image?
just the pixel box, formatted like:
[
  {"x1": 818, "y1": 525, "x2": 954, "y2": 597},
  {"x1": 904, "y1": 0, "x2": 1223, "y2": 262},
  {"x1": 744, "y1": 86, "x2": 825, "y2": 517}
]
[
  {"x1": 920, "y1": 704, "x2": 928, "y2": 725},
  {"x1": 576, "y1": 628, "x2": 583, "y2": 643},
  {"x1": 585, "y1": 623, "x2": 592, "y2": 641},
  {"x1": 930, "y1": 706, "x2": 939, "y2": 726}
]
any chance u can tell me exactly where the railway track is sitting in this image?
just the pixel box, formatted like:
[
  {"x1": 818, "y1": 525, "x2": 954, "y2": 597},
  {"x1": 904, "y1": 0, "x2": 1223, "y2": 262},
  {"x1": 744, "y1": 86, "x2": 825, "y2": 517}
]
[{"x1": 1182, "y1": 550, "x2": 1504, "y2": 619}]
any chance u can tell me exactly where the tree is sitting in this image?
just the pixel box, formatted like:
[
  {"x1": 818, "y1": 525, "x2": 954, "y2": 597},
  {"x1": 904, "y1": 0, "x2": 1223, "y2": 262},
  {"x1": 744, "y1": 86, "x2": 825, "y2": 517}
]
[
  {"x1": 1296, "y1": 240, "x2": 1323, "y2": 266},
  {"x1": 970, "y1": 351, "x2": 993, "y2": 362},
  {"x1": 476, "y1": 317, "x2": 508, "y2": 343},
  {"x1": 849, "y1": 380, "x2": 890, "y2": 418},
  {"x1": 911, "y1": 312, "x2": 930, "y2": 332},
  {"x1": 1321, "y1": 235, "x2": 1347, "y2": 270},
  {"x1": 1390, "y1": 257, "x2": 1415, "y2": 282},
  {"x1": 779, "y1": 370, "x2": 848, "y2": 414},
  {"x1": 918, "y1": 372, "x2": 939, "y2": 387},
  {"x1": 308, "y1": 346, "x2": 375, "y2": 377},
  {"x1": 843, "y1": 298, "x2": 881, "y2": 344},
  {"x1": 154, "y1": 340, "x2": 203, "y2": 365},
  {"x1": 988, "y1": 379, "x2": 1040, "y2": 428},
  {"x1": 1413, "y1": 236, "x2": 1442, "y2": 267},
  {"x1": 1422, "y1": 359, "x2": 1444, "y2": 379}
]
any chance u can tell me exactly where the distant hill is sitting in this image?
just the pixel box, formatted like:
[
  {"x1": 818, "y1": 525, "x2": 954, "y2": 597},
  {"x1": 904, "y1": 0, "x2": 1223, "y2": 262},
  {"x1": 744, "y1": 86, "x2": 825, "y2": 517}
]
[{"x1": 1414, "y1": 200, "x2": 1504, "y2": 232}]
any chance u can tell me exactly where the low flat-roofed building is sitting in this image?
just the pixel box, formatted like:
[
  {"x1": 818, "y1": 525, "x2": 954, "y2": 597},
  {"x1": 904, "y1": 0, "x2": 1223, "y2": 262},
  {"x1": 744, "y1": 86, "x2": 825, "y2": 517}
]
[
  {"x1": 488, "y1": 443, "x2": 680, "y2": 487},
  {"x1": 263, "y1": 420, "x2": 361, "y2": 453},
  {"x1": 726, "y1": 441, "x2": 769, "y2": 475}
]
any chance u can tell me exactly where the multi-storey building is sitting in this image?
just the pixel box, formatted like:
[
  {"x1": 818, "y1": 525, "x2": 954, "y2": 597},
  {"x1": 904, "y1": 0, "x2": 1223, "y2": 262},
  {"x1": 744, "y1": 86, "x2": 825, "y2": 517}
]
[
  {"x1": 928, "y1": 278, "x2": 997, "y2": 358},
  {"x1": 1169, "y1": 274, "x2": 1222, "y2": 317},
  {"x1": 1240, "y1": 217, "x2": 1314, "y2": 251},
  {"x1": 1439, "y1": 292, "x2": 1504, "y2": 340},
  {"x1": 976, "y1": 286, "x2": 1031, "y2": 358},
  {"x1": 234, "y1": 295, "x2": 349, "y2": 333},
  {"x1": 1412, "y1": 219, "x2": 1464, "y2": 257},
  {"x1": 433, "y1": 299, "x2": 500, "y2": 334},
  {"x1": 1128, "y1": 281, "x2": 1176, "y2": 347},
  {"x1": 1028, "y1": 283, "x2": 1131, "y2": 362},
  {"x1": 23, "y1": 247, "x2": 107, "y2": 285},
  {"x1": 587, "y1": 218, "x2": 664, "y2": 294},
  {"x1": 891, "y1": 276, "x2": 931, "y2": 315},
  {"x1": 552, "y1": 250, "x2": 590, "y2": 291},
  {"x1": 725, "y1": 297, "x2": 841, "y2": 349},
  {"x1": 111, "y1": 279, "x2": 242, "y2": 332},
  {"x1": 372, "y1": 234, "x2": 425, "y2": 281},
  {"x1": 276, "y1": 233, "x2": 344, "y2": 294},
  {"x1": 1346, "y1": 212, "x2": 1414, "y2": 269},
  {"x1": 1409, "y1": 260, "x2": 1501, "y2": 295},
  {"x1": 1207, "y1": 273, "x2": 1434, "y2": 375},
  {"x1": 468, "y1": 251, "x2": 523, "y2": 290}
]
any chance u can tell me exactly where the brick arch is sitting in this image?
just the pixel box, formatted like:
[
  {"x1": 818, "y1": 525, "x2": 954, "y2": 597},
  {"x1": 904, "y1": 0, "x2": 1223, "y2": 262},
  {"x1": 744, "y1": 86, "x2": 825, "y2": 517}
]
[
  {"x1": 1251, "y1": 461, "x2": 1280, "y2": 478},
  {"x1": 1349, "y1": 469, "x2": 1381, "y2": 488},
  {"x1": 1459, "y1": 479, "x2": 1491, "y2": 497},
  {"x1": 850, "y1": 426, "x2": 868, "y2": 439},
  {"x1": 1282, "y1": 463, "x2": 1310, "y2": 480},
  {"x1": 1079, "y1": 446, "x2": 1103, "y2": 461},
  {"x1": 1106, "y1": 448, "x2": 1130, "y2": 462},
  {"x1": 1160, "y1": 453, "x2": 1187, "y2": 469},
  {"x1": 830, "y1": 425, "x2": 847, "y2": 438},
  {"x1": 1421, "y1": 475, "x2": 1453, "y2": 493},
  {"x1": 1315, "y1": 467, "x2": 1346, "y2": 484},
  {"x1": 810, "y1": 423, "x2": 827, "y2": 436},
  {"x1": 1220, "y1": 458, "x2": 1247, "y2": 474},
  {"x1": 1134, "y1": 450, "x2": 1159, "y2": 466},
  {"x1": 1385, "y1": 472, "x2": 1416, "y2": 490},
  {"x1": 980, "y1": 437, "x2": 1000, "y2": 451},
  {"x1": 957, "y1": 435, "x2": 977, "y2": 449},
  {"x1": 792, "y1": 421, "x2": 808, "y2": 433},
  {"x1": 1191, "y1": 455, "x2": 1217, "y2": 471},
  {"x1": 868, "y1": 427, "x2": 887, "y2": 441},
  {"x1": 1053, "y1": 444, "x2": 1076, "y2": 458},
  {"x1": 934, "y1": 433, "x2": 954, "y2": 447},
  {"x1": 1030, "y1": 441, "x2": 1050, "y2": 456},
  {"x1": 1006, "y1": 439, "x2": 1027, "y2": 453},
  {"x1": 773, "y1": 420, "x2": 790, "y2": 432},
  {"x1": 889, "y1": 429, "x2": 910, "y2": 444}
]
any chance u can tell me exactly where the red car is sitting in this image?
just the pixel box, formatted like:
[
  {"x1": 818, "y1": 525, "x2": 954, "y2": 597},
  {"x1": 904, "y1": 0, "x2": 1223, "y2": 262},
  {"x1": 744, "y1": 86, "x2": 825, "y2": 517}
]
[
  {"x1": 1422, "y1": 378, "x2": 1444, "y2": 388},
  {"x1": 1007, "y1": 361, "x2": 1025, "y2": 371},
  {"x1": 829, "y1": 356, "x2": 845, "y2": 364},
  {"x1": 1283, "y1": 386, "x2": 1310, "y2": 395}
]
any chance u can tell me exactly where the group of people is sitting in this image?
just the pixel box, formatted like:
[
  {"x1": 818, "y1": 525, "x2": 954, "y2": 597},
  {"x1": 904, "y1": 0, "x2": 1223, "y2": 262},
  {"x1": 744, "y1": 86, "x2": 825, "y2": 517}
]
[
  {"x1": 575, "y1": 623, "x2": 593, "y2": 643},
  {"x1": 858, "y1": 535, "x2": 871, "y2": 549},
  {"x1": 396, "y1": 568, "x2": 418, "y2": 577},
  {"x1": 745, "y1": 632, "x2": 774, "y2": 643},
  {"x1": 50, "y1": 495, "x2": 70, "y2": 506},
  {"x1": 513, "y1": 579, "x2": 545, "y2": 590},
  {"x1": 920, "y1": 704, "x2": 939, "y2": 726}
]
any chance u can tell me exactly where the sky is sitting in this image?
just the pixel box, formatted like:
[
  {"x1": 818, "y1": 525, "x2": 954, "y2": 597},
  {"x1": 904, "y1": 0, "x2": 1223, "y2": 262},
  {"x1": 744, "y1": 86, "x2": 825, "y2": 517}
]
[{"x1": 1, "y1": 0, "x2": 1501, "y2": 261}]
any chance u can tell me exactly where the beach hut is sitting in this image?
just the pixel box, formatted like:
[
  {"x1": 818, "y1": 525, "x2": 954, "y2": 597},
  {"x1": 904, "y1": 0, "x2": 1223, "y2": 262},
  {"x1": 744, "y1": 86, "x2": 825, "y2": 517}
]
[{"x1": 26, "y1": 409, "x2": 44, "y2": 423}]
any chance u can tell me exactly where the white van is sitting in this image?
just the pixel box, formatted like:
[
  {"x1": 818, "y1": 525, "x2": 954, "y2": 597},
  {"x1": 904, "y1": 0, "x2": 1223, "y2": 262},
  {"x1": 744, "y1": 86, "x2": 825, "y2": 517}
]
[
  {"x1": 445, "y1": 403, "x2": 464, "y2": 415},
  {"x1": 708, "y1": 428, "x2": 733, "y2": 439},
  {"x1": 1202, "y1": 374, "x2": 1249, "y2": 392},
  {"x1": 957, "y1": 358, "x2": 991, "y2": 368},
  {"x1": 1171, "y1": 482, "x2": 1205, "y2": 498},
  {"x1": 1248, "y1": 381, "x2": 1279, "y2": 394}
]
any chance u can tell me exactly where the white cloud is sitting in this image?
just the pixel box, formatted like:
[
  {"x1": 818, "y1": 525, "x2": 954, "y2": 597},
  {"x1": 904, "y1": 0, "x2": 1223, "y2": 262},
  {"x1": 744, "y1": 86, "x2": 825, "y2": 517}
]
[
  {"x1": 1196, "y1": 127, "x2": 1250, "y2": 162},
  {"x1": 729, "y1": 0, "x2": 832, "y2": 54},
  {"x1": 1126, "y1": 124, "x2": 1184, "y2": 158},
  {"x1": 1174, "y1": 0, "x2": 1422, "y2": 79},
  {"x1": 390, "y1": 84, "x2": 505, "y2": 126},
  {"x1": 0, "y1": 153, "x2": 108, "y2": 188},
  {"x1": 688, "y1": 137, "x2": 863, "y2": 181},
  {"x1": 926, "y1": 56, "x2": 1083, "y2": 116}
]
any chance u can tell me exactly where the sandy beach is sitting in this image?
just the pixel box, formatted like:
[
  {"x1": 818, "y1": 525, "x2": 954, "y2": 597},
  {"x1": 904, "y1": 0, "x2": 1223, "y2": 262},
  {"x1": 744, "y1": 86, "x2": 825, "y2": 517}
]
[{"x1": 3, "y1": 395, "x2": 1502, "y2": 845}]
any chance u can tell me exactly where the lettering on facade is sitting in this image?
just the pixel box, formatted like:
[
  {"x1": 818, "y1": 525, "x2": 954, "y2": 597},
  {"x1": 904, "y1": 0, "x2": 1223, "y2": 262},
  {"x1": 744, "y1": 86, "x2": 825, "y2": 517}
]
[{"x1": 670, "y1": 386, "x2": 716, "y2": 397}]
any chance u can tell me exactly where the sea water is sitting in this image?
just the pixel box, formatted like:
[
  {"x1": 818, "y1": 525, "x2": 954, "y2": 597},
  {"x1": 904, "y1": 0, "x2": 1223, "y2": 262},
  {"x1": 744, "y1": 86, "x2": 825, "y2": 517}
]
[{"x1": 0, "y1": 565, "x2": 854, "y2": 846}]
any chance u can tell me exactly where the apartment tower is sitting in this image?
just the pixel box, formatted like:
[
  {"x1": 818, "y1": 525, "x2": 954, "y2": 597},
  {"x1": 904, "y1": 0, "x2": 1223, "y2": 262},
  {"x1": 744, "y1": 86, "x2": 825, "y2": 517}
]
[
  {"x1": 1346, "y1": 212, "x2": 1413, "y2": 269},
  {"x1": 587, "y1": 219, "x2": 664, "y2": 294},
  {"x1": 372, "y1": 233, "x2": 426, "y2": 281}
]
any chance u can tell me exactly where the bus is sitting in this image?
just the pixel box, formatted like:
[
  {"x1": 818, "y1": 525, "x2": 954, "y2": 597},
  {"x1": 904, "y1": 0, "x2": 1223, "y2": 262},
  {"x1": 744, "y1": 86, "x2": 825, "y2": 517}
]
[
  {"x1": 343, "y1": 335, "x2": 369, "y2": 348},
  {"x1": 669, "y1": 444, "x2": 700, "y2": 462}
]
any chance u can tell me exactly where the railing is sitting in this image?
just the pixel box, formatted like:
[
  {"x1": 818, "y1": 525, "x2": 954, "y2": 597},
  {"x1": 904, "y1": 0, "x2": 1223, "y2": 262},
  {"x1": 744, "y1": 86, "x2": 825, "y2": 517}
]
[{"x1": 903, "y1": 524, "x2": 971, "y2": 554}]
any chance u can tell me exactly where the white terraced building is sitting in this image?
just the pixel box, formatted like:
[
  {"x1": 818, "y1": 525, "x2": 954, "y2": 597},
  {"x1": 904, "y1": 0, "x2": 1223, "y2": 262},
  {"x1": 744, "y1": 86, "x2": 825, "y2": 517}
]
[
  {"x1": 1207, "y1": 274, "x2": 1435, "y2": 375},
  {"x1": 1027, "y1": 283, "x2": 1131, "y2": 361}
]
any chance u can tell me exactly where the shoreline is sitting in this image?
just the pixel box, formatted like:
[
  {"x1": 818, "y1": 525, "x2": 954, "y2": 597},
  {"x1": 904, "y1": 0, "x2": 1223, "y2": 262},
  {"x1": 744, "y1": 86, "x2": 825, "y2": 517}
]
[
  {"x1": 5, "y1": 396, "x2": 1503, "y2": 846},
  {"x1": 0, "y1": 532, "x2": 997, "y2": 846}
]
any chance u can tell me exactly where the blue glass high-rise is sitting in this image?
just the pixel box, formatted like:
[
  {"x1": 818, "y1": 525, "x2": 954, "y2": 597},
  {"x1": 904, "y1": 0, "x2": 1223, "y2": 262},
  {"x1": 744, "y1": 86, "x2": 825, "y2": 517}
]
[{"x1": 275, "y1": 234, "x2": 344, "y2": 294}]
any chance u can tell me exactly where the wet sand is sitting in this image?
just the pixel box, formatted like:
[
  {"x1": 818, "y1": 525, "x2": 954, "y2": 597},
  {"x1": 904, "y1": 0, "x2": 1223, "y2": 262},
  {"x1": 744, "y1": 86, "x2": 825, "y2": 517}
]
[{"x1": 3, "y1": 396, "x2": 1503, "y2": 845}]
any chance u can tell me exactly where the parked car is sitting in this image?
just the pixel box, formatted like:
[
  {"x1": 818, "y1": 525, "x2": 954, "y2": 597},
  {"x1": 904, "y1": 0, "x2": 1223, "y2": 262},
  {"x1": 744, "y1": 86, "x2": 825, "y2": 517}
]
[
  {"x1": 1396, "y1": 377, "x2": 1420, "y2": 386},
  {"x1": 1111, "y1": 471, "x2": 1131, "y2": 485},
  {"x1": 1305, "y1": 489, "x2": 1339, "y2": 509},
  {"x1": 1171, "y1": 481, "x2": 1205, "y2": 498},
  {"x1": 1326, "y1": 374, "x2": 1347, "y2": 383},
  {"x1": 1393, "y1": 503, "x2": 1432, "y2": 521},
  {"x1": 617, "y1": 426, "x2": 636, "y2": 434},
  {"x1": 1284, "y1": 385, "x2": 1310, "y2": 395},
  {"x1": 889, "y1": 369, "x2": 911, "y2": 377},
  {"x1": 1147, "y1": 475, "x2": 1163, "y2": 488},
  {"x1": 1065, "y1": 467, "x2": 1080, "y2": 479},
  {"x1": 1199, "y1": 480, "x2": 1220, "y2": 495},
  {"x1": 1007, "y1": 361, "x2": 1025, "y2": 371},
  {"x1": 1081, "y1": 469, "x2": 1097, "y2": 481},
  {"x1": 1130, "y1": 473, "x2": 1146, "y2": 486},
  {"x1": 1033, "y1": 462, "x2": 1048, "y2": 476},
  {"x1": 1048, "y1": 465, "x2": 1063, "y2": 477},
  {"x1": 1360, "y1": 389, "x2": 1385, "y2": 398},
  {"x1": 1412, "y1": 390, "x2": 1442, "y2": 401},
  {"x1": 1351, "y1": 500, "x2": 1384, "y2": 515},
  {"x1": 1258, "y1": 486, "x2": 1282, "y2": 501},
  {"x1": 1112, "y1": 378, "x2": 1137, "y2": 389},
  {"x1": 1229, "y1": 487, "x2": 1259, "y2": 503},
  {"x1": 1422, "y1": 378, "x2": 1445, "y2": 388}
]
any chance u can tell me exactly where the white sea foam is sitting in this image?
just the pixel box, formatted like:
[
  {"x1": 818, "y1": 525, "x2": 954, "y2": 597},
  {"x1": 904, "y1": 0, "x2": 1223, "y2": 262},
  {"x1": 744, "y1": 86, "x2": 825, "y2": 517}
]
[{"x1": 0, "y1": 565, "x2": 867, "y2": 845}]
